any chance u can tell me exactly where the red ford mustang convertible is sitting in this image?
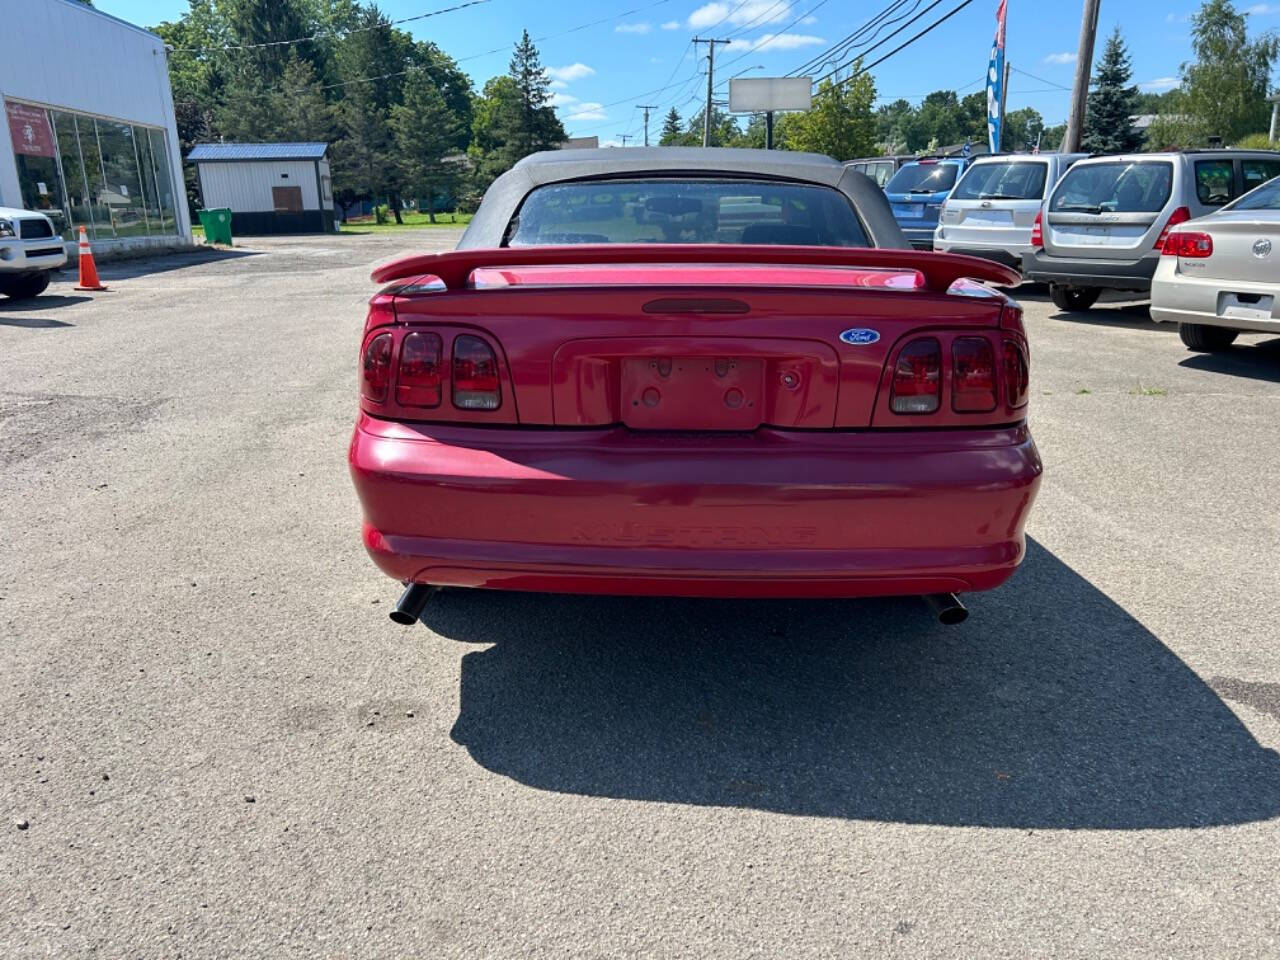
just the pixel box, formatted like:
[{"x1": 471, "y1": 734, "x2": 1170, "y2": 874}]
[{"x1": 350, "y1": 149, "x2": 1041, "y2": 625}]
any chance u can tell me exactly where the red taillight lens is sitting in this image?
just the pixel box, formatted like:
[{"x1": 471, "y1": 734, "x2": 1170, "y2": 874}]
[
  {"x1": 952, "y1": 337, "x2": 997, "y2": 413},
  {"x1": 1154, "y1": 206, "x2": 1191, "y2": 251},
  {"x1": 1162, "y1": 231, "x2": 1213, "y2": 258},
  {"x1": 452, "y1": 335, "x2": 501, "y2": 410},
  {"x1": 890, "y1": 338, "x2": 941, "y2": 414},
  {"x1": 396, "y1": 331, "x2": 443, "y2": 407},
  {"x1": 1002, "y1": 340, "x2": 1029, "y2": 408},
  {"x1": 1030, "y1": 209, "x2": 1044, "y2": 249},
  {"x1": 361, "y1": 332, "x2": 393, "y2": 403}
]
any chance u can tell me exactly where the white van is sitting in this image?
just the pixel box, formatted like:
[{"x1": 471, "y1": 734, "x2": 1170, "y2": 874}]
[{"x1": 933, "y1": 153, "x2": 1086, "y2": 269}]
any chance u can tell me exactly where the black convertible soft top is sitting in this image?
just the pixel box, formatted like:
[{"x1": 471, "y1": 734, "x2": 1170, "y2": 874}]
[{"x1": 458, "y1": 147, "x2": 910, "y2": 250}]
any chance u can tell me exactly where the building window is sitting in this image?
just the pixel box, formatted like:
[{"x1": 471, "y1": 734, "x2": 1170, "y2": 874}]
[{"x1": 6, "y1": 98, "x2": 179, "y2": 242}]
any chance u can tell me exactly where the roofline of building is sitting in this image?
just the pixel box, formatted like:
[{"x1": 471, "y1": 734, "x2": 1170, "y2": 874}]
[{"x1": 50, "y1": 0, "x2": 164, "y2": 44}]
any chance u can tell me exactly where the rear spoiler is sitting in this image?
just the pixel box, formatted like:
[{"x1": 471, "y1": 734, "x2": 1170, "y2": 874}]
[{"x1": 370, "y1": 244, "x2": 1021, "y2": 292}]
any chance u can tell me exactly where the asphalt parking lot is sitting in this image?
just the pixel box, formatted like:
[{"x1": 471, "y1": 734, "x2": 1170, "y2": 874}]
[{"x1": 3, "y1": 230, "x2": 1279, "y2": 958}]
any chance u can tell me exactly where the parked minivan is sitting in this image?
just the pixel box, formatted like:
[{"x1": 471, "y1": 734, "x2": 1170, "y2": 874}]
[
  {"x1": 933, "y1": 153, "x2": 1086, "y2": 268},
  {"x1": 883, "y1": 157, "x2": 971, "y2": 249},
  {"x1": 845, "y1": 155, "x2": 915, "y2": 189},
  {"x1": 1022, "y1": 150, "x2": 1280, "y2": 310}
]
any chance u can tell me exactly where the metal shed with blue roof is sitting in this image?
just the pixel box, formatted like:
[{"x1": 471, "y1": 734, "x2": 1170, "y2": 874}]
[{"x1": 188, "y1": 142, "x2": 334, "y2": 235}]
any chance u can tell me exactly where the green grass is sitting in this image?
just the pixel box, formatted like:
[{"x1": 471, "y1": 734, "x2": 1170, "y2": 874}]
[
  {"x1": 1075, "y1": 387, "x2": 1092, "y2": 395},
  {"x1": 339, "y1": 211, "x2": 473, "y2": 232},
  {"x1": 1131, "y1": 384, "x2": 1169, "y2": 397}
]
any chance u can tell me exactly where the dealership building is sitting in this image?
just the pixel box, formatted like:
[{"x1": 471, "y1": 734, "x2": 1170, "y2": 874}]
[{"x1": 1, "y1": 0, "x2": 191, "y2": 251}]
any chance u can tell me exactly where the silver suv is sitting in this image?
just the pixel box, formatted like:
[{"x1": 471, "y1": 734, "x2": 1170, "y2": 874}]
[
  {"x1": 933, "y1": 152, "x2": 1086, "y2": 269},
  {"x1": 1022, "y1": 150, "x2": 1280, "y2": 311}
]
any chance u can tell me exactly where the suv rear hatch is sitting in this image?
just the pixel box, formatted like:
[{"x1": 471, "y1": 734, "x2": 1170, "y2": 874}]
[
  {"x1": 1044, "y1": 159, "x2": 1176, "y2": 258},
  {"x1": 363, "y1": 245, "x2": 1028, "y2": 433},
  {"x1": 940, "y1": 159, "x2": 1049, "y2": 248},
  {"x1": 884, "y1": 161, "x2": 962, "y2": 237}
]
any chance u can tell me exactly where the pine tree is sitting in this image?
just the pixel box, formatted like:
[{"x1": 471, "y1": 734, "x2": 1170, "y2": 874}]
[
  {"x1": 392, "y1": 73, "x2": 461, "y2": 221},
  {"x1": 505, "y1": 30, "x2": 565, "y2": 157},
  {"x1": 1082, "y1": 28, "x2": 1144, "y2": 153},
  {"x1": 660, "y1": 107, "x2": 682, "y2": 144}
]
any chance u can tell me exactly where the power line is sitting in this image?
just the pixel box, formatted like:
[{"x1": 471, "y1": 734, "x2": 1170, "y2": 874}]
[
  {"x1": 172, "y1": 0, "x2": 492, "y2": 54},
  {"x1": 1010, "y1": 65, "x2": 1071, "y2": 91},
  {"x1": 785, "y1": 0, "x2": 918, "y2": 77},
  {"x1": 711, "y1": 0, "x2": 834, "y2": 78},
  {"x1": 817, "y1": 0, "x2": 980, "y2": 91}
]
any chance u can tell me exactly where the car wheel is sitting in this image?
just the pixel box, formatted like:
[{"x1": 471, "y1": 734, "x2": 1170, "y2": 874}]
[
  {"x1": 0, "y1": 271, "x2": 52, "y2": 300},
  {"x1": 1178, "y1": 323, "x2": 1238, "y2": 352},
  {"x1": 1049, "y1": 284, "x2": 1101, "y2": 312}
]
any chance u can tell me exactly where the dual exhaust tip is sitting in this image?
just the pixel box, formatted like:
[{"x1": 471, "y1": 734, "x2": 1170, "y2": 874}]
[{"x1": 390, "y1": 582, "x2": 968, "y2": 627}]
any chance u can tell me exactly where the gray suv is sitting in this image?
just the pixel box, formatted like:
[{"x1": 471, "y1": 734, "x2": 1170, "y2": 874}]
[{"x1": 1022, "y1": 150, "x2": 1280, "y2": 311}]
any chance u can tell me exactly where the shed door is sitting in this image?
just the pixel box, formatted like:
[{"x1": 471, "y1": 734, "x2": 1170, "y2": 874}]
[{"x1": 271, "y1": 185, "x2": 305, "y2": 232}]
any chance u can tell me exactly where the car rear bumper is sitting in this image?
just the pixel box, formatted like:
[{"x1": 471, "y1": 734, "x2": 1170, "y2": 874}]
[
  {"x1": 1022, "y1": 248, "x2": 1159, "y2": 291},
  {"x1": 899, "y1": 226, "x2": 937, "y2": 250},
  {"x1": 349, "y1": 414, "x2": 1043, "y2": 598},
  {"x1": 1151, "y1": 265, "x2": 1280, "y2": 334},
  {"x1": 931, "y1": 241, "x2": 1025, "y2": 271}
]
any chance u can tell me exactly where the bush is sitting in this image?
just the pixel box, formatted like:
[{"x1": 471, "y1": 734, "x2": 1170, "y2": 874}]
[
  {"x1": 1234, "y1": 133, "x2": 1277, "y2": 149},
  {"x1": 374, "y1": 204, "x2": 389, "y2": 225}
]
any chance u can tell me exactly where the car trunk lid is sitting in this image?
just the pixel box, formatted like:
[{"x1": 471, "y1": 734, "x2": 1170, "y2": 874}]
[
  {"x1": 1189, "y1": 213, "x2": 1280, "y2": 285},
  {"x1": 374, "y1": 245, "x2": 1020, "y2": 431}
]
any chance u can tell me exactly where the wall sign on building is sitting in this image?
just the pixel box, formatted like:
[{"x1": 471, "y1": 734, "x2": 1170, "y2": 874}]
[{"x1": 6, "y1": 102, "x2": 56, "y2": 158}]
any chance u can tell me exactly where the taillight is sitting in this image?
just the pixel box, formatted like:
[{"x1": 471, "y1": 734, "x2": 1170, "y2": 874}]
[
  {"x1": 396, "y1": 331, "x2": 443, "y2": 407},
  {"x1": 952, "y1": 337, "x2": 997, "y2": 413},
  {"x1": 361, "y1": 332, "x2": 393, "y2": 403},
  {"x1": 1002, "y1": 340, "x2": 1029, "y2": 408},
  {"x1": 890, "y1": 338, "x2": 941, "y2": 414},
  {"x1": 1030, "y1": 209, "x2": 1044, "y2": 249},
  {"x1": 452, "y1": 335, "x2": 501, "y2": 410},
  {"x1": 1162, "y1": 231, "x2": 1213, "y2": 258},
  {"x1": 1154, "y1": 206, "x2": 1191, "y2": 251}
]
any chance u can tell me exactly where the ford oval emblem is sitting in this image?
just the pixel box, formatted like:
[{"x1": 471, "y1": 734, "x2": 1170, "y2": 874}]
[{"x1": 839, "y1": 328, "x2": 881, "y2": 345}]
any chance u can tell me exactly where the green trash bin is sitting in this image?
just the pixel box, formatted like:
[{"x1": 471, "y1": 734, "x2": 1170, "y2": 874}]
[{"x1": 198, "y1": 208, "x2": 233, "y2": 246}]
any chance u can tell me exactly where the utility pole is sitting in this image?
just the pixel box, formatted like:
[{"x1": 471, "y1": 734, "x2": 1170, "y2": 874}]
[
  {"x1": 637, "y1": 105, "x2": 658, "y2": 146},
  {"x1": 617, "y1": 133, "x2": 634, "y2": 147},
  {"x1": 693, "y1": 37, "x2": 731, "y2": 147},
  {"x1": 1063, "y1": 0, "x2": 1101, "y2": 153}
]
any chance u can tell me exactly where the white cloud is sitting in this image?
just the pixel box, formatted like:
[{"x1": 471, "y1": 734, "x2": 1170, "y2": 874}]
[
  {"x1": 1246, "y1": 3, "x2": 1280, "y2": 12},
  {"x1": 661, "y1": 20, "x2": 681, "y2": 29},
  {"x1": 649, "y1": 56, "x2": 663, "y2": 64},
  {"x1": 1165, "y1": 11, "x2": 1191, "y2": 22},
  {"x1": 567, "y1": 103, "x2": 608, "y2": 121},
  {"x1": 1044, "y1": 51, "x2": 1076, "y2": 65},
  {"x1": 734, "y1": 32, "x2": 825, "y2": 52},
  {"x1": 616, "y1": 21, "x2": 652, "y2": 34},
  {"x1": 688, "y1": 1, "x2": 793, "y2": 29},
  {"x1": 547, "y1": 62, "x2": 596, "y2": 83},
  {"x1": 1139, "y1": 77, "x2": 1180, "y2": 91},
  {"x1": 800, "y1": 15, "x2": 817, "y2": 24},
  {"x1": 549, "y1": 79, "x2": 568, "y2": 90},
  {"x1": 549, "y1": 92, "x2": 579, "y2": 107}
]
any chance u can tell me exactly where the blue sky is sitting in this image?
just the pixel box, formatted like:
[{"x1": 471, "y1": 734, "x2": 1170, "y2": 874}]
[{"x1": 99, "y1": 0, "x2": 1280, "y2": 144}]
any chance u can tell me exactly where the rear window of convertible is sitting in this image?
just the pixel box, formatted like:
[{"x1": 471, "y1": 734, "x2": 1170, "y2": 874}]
[{"x1": 504, "y1": 178, "x2": 869, "y2": 248}]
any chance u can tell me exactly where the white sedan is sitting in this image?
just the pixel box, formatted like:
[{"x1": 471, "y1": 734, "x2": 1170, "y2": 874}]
[{"x1": 1151, "y1": 175, "x2": 1280, "y2": 351}]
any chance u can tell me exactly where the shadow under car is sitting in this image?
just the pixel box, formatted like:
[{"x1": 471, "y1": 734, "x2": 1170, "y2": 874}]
[{"x1": 422, "y1": 539, "x2": 1280, "y2": 829}]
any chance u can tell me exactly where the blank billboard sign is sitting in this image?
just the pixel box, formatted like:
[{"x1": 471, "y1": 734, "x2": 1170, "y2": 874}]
[{"x1": 728, "y1": 77, "x2": 812, "y2": 113}]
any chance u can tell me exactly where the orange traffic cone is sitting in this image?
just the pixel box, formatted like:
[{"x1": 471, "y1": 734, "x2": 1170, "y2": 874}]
[{"x1": 74, "y1": 226, "x2": 108, "y2": 292}]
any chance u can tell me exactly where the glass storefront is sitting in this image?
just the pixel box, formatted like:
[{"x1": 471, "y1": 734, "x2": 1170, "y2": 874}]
[{"x1": 6, "y1": 99, "x2": 179, "y2": 242}]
